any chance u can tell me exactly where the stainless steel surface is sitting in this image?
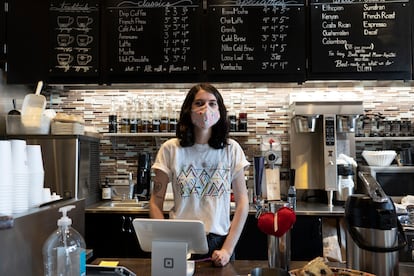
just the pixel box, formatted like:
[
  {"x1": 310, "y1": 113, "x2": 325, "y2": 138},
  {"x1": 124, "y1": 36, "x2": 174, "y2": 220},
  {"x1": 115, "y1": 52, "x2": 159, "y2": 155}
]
[
  {"x1": 358, "y1": 172, "x2": 389, "y2": 203},
  {"x1": 361, "y1": 165, "x2": 414, "y2": 174},
  {"x1": 23, "y1": 135, "x2": 100, "y2": 206},
  {"x1": 345, "y1": 193, "x2": 403, "y2": 276},
  {"x1": 267, "y1": 202, "x2": 290, "y2": 271},
  {"x1": 337, "y1": 115, "x2": 359, "y2": 133},
  {"x1": 359, "y1": 165, "x2": 414, "y2": 203},
  {"x1": 346, "y1": 228, "x2": 399, "y2": 276},
  {"x1": 96, "y1": 200, "x2": 149, "y2": 211},
  {"x1": 292, "y1": 115, "x2": 319, "y2": 133},
  {"x1": 294, "y1": 202, "x2": 345, "y2": 216},
  {"x1": 290, "y1": 101, "x2": 364, "y2": 116},
  {"x1": 323, "y1": 115, "x2": 337, "y2": 193},
  {"x1": 128, "y1": 172, "x2": 134, "y2": 200},
  {"x1": 399, "y1": 226, "x2": 414, "y2": 262},
  {"x1": 400, "y1": 262, "x2": 414, "y2": 276},
  {"x1": 289, "y1": 101, "x2": 362, "y2": 197},
  {"x1": 0, "y1": 199, "x2": 85, "y2": 276},
  {"x1": 86, "y1": 200, "x2": 345, "y2": 217}
]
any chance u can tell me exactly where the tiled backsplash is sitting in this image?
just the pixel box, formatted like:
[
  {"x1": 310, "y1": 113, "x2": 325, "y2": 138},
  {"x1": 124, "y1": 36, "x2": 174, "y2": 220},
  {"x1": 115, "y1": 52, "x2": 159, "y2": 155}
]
[
  {"x1": 1, "y1": 77, "x2": 414, "y2": 195},
  {"x1": 52, "y1": 82, "x2": 414, "y2": 191}
]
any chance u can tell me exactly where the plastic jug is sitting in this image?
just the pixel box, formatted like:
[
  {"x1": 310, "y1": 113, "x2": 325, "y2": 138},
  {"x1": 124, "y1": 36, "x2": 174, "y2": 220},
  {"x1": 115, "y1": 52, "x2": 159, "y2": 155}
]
[{"x1": 43, "y1": 205, "x2": 86, "y2": 276}]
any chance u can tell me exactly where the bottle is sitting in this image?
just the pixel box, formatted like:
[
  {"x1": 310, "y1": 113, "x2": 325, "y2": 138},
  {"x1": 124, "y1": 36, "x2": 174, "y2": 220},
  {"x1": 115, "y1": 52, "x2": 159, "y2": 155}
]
[
  {"x1": 129, "y1": 98, "x2": 138, "y2": 133},
  {"x1": 108, "y1": 98, "x2": 117, "y2": 133},
  {"x1": 141, "y1": 98, "x2": 151, "y2": 133},
  {"x1": 238, "y1": 97, "x2": 247, "y2": 132},
  {"x1": 287, "y1": 169, "x2": 296, "y2": 210},
  {"x1": 228, "y1": 96, "x2": 237, "y2": 132},
  {"x1": 169, "y1": 103, "x2": 178, "y2": 133},
  {"x1": 152, "y1": 100, "x2": 161, "y2": 133},
  {"x1": 160, "y1": 100, "x2": 169, "y2": 133},
  {"x1": 43, "y1": 205, "x2": 86, "y2": 276},
  {"x1": 120, "y1": 102, "x2": 130, "y2": 133},
  {"x1": 102, "y1": 177, "x2": 111, "y2": 200}
]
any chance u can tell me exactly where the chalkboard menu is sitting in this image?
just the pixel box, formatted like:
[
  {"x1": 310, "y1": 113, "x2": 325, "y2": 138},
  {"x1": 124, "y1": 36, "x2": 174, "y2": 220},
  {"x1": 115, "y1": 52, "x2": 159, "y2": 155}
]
[
  {"x1": 105, "y1": 0, "x2": 202, "y2": 81},
  {"x1": 0, "y1": 0, "x2": 5, "y2": 65},
  {"x1": 49, "y1": 0, "x2": 100, "y2": 79},
  {"x1": 206, "y1": 0, "x2": 306, "y2": 81},
  {"x1": 310, "y1": 0, "x2": 412, "y2": 79}
]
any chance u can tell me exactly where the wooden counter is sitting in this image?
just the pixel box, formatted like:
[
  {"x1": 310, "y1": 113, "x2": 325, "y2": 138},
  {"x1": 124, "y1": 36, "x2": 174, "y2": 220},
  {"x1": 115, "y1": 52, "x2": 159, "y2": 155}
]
[
  {"x1": 90, "y1": 258, "x2": 304, "y2": 276},
  {"x1": 90, "y1": 258, "x2": 414, "y2": 276}
]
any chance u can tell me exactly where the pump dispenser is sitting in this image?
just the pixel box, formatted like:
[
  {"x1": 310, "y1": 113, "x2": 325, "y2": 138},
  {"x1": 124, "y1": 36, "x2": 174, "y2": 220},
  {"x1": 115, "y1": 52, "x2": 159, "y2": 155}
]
[{"x1": 43, "y1": 205, "x2": 86, "y2": 276}]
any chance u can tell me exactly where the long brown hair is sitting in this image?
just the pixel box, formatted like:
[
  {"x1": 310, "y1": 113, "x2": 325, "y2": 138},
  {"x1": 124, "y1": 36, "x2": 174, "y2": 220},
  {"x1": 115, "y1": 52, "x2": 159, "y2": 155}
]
[{"x1": 177, "y1": 83, "x2": 229, "y2": 149}]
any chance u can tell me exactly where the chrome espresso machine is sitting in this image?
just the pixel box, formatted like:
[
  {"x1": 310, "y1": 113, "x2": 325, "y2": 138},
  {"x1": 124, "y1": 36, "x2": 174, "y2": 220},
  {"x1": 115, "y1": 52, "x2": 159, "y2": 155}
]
[{"x1": 289, "y1": 95, "x2": 363, "y2": 206}]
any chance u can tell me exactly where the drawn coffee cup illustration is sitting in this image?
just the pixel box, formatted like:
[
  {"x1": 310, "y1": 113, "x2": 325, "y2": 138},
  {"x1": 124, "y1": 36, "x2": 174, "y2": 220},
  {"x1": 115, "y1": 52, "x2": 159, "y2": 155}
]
[
  {"x1": 57, "y1": 16, "x2": 74, "y2": 28},
  {"x1": 77, "y1": 54, "x2": 92, "y2": 66},
  {"x1": 57, "y1": 53, "x2": 73, "y2": 66},
  {"x1": 57, "y1": 34, "x2": 74, "y2": 46},
  {"x1": 77, "y1": 16, "x2": 93, "y2": 28},
  {"x1": 77, "y1": 34, "x2": 93, "y2": 47}
]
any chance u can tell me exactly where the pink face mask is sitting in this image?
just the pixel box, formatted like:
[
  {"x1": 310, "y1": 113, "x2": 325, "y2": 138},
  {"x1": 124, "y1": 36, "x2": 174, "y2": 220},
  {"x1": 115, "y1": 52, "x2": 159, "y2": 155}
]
[{"x1": 191, "y1": 104, "x2": 220, "y2": 129}]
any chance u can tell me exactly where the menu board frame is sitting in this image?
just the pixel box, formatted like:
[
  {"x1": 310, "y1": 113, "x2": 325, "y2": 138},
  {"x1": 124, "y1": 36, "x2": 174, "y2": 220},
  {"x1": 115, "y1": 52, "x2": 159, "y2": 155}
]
[
  {"x1": 5, "y1": 0, "x2": 414, "y2": 84},
  {"x1": 308, "y1": 0, "x2": 412, "y2": 80},
  {"x1": 0, "y1": 0, "x2": 6, "y2": 66},
  {"x1": 205, "y1": 0, "x2": 307, "y2": 83},
  {"x1": 48, "y1": 0, "x2": 100, "y2": 83},
  {"x1": 102, "y1": 0, "x2": 204, "y2": 83}
]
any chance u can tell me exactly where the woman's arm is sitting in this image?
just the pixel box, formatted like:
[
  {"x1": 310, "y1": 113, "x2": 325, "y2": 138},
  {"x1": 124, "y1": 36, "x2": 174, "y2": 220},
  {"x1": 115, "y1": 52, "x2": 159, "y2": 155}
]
[
  {"x1": 149, "y1": 169, "x2": 169, "y2": 219},
  {"x1": 212, "y1": 170, "x2": 249, "y2": 266}
]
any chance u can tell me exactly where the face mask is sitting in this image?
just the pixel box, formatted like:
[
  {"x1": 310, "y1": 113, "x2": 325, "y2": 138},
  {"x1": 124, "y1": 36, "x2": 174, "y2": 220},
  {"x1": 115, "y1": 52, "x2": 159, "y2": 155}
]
[{"x1": 191, "y1": 104, "x2": 220, "y2": 129}]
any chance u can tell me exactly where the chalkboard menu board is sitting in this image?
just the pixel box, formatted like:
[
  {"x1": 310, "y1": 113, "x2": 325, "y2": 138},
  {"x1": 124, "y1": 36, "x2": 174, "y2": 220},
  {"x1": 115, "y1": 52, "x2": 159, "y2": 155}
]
[
  {"x1": 206, "y1": 0, "x2": 306, "y2": 82},
  {"x1": 310, "y1": 0, "x2": 412, "y2": 79},
  {"x1": 0, "y1": 0, "x2": 5, "y2": 65},
  {"x1": 49, "y1": 0, "x2": 100, "y2": 80},
  {"x1": 105, "y1": 0, "x2": 202, "y2": 81}
]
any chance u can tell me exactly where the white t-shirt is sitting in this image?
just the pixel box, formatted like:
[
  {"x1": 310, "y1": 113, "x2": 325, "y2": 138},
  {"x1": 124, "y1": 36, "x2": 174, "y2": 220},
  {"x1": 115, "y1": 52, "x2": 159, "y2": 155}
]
[{"x1": 152, "y1": 138, "x2": 249, "y2": 236}]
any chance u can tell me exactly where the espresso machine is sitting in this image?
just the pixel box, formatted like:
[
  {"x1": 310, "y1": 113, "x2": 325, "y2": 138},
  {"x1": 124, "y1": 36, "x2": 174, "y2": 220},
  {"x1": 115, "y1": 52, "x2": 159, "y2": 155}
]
[{"x1": 289, "y1": 96, "x2": 363, "y2": 206}]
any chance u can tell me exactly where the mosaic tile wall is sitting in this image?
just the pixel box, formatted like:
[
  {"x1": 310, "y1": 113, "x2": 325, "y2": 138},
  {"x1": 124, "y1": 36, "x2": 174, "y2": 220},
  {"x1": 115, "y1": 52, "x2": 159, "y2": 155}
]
[{"x1": 46, "y1": 81, "x2": 414, "y2": 196}]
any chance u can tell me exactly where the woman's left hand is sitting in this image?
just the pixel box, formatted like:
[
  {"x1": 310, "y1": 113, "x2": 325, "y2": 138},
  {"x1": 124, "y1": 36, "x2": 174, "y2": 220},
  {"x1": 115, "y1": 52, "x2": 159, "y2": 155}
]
[{"x1": 211, "y1": 249, "x2": 231, "y2": 267}]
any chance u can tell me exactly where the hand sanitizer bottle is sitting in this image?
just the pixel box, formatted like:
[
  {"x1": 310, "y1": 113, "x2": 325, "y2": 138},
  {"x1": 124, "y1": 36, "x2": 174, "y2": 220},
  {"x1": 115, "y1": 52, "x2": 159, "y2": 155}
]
[{"x1": 43, "y1": 205, "x2": 86, "y2": 276}]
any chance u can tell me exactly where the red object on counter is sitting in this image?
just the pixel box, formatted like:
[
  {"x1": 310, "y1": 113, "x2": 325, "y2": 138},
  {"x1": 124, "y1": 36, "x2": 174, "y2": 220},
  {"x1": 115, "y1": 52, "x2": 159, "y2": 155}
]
[{"x1": 257, "y1": 207, "x2": 296, "y2": 237}]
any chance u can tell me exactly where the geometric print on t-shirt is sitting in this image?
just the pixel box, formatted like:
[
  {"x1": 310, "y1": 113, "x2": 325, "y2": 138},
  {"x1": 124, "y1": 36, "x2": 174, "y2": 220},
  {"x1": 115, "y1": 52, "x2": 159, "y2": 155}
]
[{"x1": 177, "y1": 164, "x2": 230, "y2": 198}]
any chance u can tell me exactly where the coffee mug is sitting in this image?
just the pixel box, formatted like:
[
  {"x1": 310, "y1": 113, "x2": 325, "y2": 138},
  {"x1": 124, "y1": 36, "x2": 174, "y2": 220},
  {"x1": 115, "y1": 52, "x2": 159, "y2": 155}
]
[
  {"x1": 77, "y1": 34, "x2": 93, "y2": 47},
  {"x1": 57, "y1": 16, "x2": 74, "y2": 28},
  {"x1": 57, "y1": 34, "x2": 74, "y2": 46}
]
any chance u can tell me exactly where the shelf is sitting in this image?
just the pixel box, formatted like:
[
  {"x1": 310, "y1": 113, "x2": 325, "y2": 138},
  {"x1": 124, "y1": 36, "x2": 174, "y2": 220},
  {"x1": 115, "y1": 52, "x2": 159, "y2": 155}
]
[
  {"x1": 103, "y1": 132, "x2": 250, "y2": 137},
  {"x1": 355, "y1": 136, "x2": 414, "y2": 142}
]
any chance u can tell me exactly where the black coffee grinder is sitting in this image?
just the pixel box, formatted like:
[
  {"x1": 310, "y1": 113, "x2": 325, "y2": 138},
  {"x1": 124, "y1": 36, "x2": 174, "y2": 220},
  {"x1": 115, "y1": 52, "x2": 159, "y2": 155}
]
[{"x1": 135, "y1": 152, "x2": 151, "y2": 200}]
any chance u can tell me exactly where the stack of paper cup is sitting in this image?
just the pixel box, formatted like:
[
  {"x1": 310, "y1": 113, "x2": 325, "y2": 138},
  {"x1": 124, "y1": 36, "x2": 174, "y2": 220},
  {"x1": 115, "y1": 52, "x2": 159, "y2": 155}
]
[
  {"x1": 10, "y1": 139, "x2": 30, "y2": 214},
  {"x1": 26, "y1": 144, "x2": 45, "y2": 207},
  {"x1": 0, "y1": 141, "x2": 13, "y2": 215}
]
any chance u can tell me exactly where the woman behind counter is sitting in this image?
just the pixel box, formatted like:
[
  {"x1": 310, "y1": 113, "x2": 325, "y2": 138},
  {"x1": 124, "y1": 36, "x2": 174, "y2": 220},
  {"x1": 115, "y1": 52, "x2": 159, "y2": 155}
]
[{"x1": 149, "y1": 83, "x2": 250, "y2": 267}]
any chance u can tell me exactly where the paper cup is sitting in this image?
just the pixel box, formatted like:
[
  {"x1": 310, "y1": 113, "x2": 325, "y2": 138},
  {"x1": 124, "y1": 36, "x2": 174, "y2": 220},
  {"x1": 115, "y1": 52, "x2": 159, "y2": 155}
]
[
  {"x1": 26, "y1": 144, "x2": 44, "y2": 172},
  {"x1": 29, "y1": 171, "x2": 45, "y2": 207},
  {"x1": 43, "y1": 188, "x2": 52, "y2": 203},
  {"x1": 0, "y1": 141, "x2": 13, "y2": 214},
  {"x1": 0, "y1": 141, "x2": 13, "y2": 171},
  {"x1": 12, "y1": 171, "x2": 30, "y2": 214},
  {"x1": 10, "y1": 139, "x2": 28, "y2": 172}
]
